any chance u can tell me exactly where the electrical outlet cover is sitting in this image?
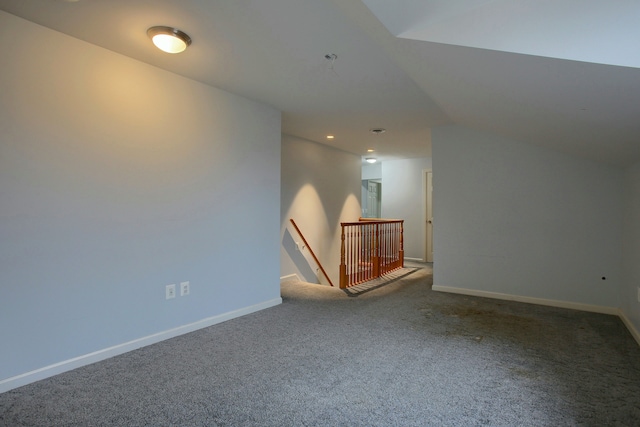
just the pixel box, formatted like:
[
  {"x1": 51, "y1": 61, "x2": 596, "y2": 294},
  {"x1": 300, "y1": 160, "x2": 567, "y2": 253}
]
[
  {"x1": 180, "y1": 281, "x2": 190, "y2": 296},
  {"x1": 166, "y1": 284, "x2": 176, "y2": 300}
]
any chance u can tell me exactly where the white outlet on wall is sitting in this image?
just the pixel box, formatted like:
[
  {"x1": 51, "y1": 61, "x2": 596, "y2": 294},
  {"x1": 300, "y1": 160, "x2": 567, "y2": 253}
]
[
  {"x1": 180, "y1": 281, "x2": 190, "y2": 296},
  {"x1": 166, "y1": 284, "x2": 176, "y2": 300}
]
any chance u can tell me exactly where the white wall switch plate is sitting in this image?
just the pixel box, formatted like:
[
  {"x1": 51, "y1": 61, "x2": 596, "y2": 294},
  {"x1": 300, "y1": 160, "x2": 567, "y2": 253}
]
[
  {"x1": 166, "y1": 284, "x2": 176, "y2": 300},
  {"x1": 180, "y1": 281, "x2": 190, "y2": 296}
]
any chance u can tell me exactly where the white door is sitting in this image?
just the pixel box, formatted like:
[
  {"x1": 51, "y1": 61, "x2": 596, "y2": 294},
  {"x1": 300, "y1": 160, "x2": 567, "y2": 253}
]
[
  {"x1": 367, "y1": 181, "x2": 380, "y2": 218},
  {"x1": 426, "y1": 171, "x2": 433, "y2": 262}
]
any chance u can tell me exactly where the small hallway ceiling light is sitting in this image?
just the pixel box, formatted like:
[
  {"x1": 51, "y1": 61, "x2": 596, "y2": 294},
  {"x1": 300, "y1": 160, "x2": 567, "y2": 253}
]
[
  {"x1": 366, "y1": 158, "x2": 377, "y2": 164},
  {"x1": 326, "y1": 135, "x2": 335, "y2": 139},
  {"x1": 147, "y1": 26, "x2": 192, "y2": 54}
]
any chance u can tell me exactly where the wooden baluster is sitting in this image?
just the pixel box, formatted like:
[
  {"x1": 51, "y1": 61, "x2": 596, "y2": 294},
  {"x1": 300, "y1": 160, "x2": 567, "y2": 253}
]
[
  {"x1": 380, "y1": 223, "x2": 384, "y2": 275},
  {"x1": 353, "y1": 226, "x2": 362, "y2": 285},
  {"x1": 391, "y1": 222, "x2": 396, "y2": 269},
  {"x1": 367, "y1": 224, "x2": 372, "y2": 280},
  {"x1": 385, "y1": 223, "x2": 389, "y2": 273},
  {"x1": 366, "y1": 225, "x2": 370, "y2": 280},
  {"x1": 390, "y1": 223, "x2": 395, "y2": 268},
  {"x1": 373, "y1": 223, "x2": 379, "y2": 278},
  {"x1": 386, "y1": 223, "x2": 390, "y2": 272},
  {"x1": 339, "y1": 224, "x2": 347, "y2": 289},
  {"x1": 396, "y1": 222, "x2": 400, "y2": 267},
  {"x1": 348, "y1": 226, "x2": 352, "y2": 286},
  {"x1": 363, "y1": 224, "x2": 367, "y2": 281},
  {"x1": 361, "y1": 225, "x2": 364, "y2": 283},
  {"x1": 400, "y1": 220, "x2": 404, "y2": 268},
  {"x1": 371, "y1": 224, "x2": 374, "y2": 280},
  {"x1": 382, "y1": 223, "x2": 386, "y2": 274},
  {"x1": 346, "y1": 226, "x2": 350, "y2": 287},
  {"x1": 393, "y1": 222, "x2": 398, "y2": 268},
  {"x1": 350, "y1": 226, "x2": 355, "y2": 286},
  {"x1": 384, "y1": 224, "x2": 389, "y2": 273}
]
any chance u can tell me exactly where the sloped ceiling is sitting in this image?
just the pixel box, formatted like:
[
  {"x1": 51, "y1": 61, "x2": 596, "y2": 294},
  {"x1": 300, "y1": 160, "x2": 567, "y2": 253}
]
[
  {"x1": 1, "y1": 0, "x2": 639, "y2": 166},
  {"x1": 362, "y1": 0, "x2": 640, "y2": 68}
]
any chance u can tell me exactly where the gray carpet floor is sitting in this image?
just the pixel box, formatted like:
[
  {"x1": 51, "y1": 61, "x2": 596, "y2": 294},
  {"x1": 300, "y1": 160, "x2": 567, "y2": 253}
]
[{"x1": 1, "y1": 263, "x2": 640, "y2": 426}]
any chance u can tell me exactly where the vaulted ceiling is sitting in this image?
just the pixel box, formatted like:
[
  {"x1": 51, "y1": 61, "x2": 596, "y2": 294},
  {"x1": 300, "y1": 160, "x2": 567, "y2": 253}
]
[{"x1": 1, "y1": 0, "x2": 639, "y2": 166}]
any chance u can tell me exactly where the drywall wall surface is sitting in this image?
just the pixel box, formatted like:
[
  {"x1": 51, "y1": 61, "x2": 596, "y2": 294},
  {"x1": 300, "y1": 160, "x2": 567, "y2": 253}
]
[
  {"x1": 381, "y1": 157, "x2": 432, "y2": 260},
  {"x1": 0, "y1": 11, "x2": 281, "y2": 383},
  {"x1": 281, "y1": 135, "x2": 361, "y2": 286},
  {"x1": 432, "y1": 125, "x2": 623, "y2": 307},
  {"x1": 362, "y1": 162, "x2": 382, "y2": 180},
  {"x1": 622, "y1": 162, "x2": 640, "y2": 334}
]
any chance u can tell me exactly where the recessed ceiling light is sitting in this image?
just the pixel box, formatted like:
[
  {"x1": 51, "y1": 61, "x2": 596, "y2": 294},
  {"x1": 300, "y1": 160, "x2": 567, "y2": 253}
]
[
  {"x1": 365, "y1": 158, "x2": 377, "y2": 164},
  {"x1": 367, "y1": 149, "x2": 375, "y2": 152},
  {"x1": 326, "y1": 135, "x2": 335, "y2": 139},
  {"x1": 147, "y1": 26, "x2": 192, "y2": 54}
]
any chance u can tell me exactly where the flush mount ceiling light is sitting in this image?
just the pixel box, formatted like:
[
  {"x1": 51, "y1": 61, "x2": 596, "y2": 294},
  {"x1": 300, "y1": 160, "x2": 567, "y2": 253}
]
[
  {"x1": 147, "y1": 26, "x2": 192, "y2": 54},
  {"x1": 365, "y1": 158, "x2": 377, "y2": 164}
]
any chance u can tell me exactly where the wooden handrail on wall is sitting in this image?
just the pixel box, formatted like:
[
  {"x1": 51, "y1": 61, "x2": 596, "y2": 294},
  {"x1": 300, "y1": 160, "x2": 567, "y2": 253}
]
[
  {"x1": 340, "y1": 219, "x2": 404, "y2": 289},
  {"x1": 289, "y1": 219, "x2": 335, "y2": 287}
]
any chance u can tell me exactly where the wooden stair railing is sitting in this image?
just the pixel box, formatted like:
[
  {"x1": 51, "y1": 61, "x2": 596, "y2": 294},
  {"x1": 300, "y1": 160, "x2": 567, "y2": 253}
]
[
  {"x1": 289, "y1": 219, "x2": 335, "y2": 287},
  {"x1": 340, "y1": 219, "x2": 404, "y2": 289}
]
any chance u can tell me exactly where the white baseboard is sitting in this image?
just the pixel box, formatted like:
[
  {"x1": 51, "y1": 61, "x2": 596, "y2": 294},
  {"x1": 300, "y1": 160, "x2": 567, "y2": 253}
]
[
  {"x1": 432, "y1": 285, "x2": 640, "y2": 347},
  {"x1": 618, "y1": 310, "x2": 640, "y2": 347},
  {"x1": 403, "y1": 257, "x2": 424, "y2": 262},
  {"x1": 280, "y1": 273, "x2": 301, "y2": 284},
  {"x1": 0, "y1": 297, "x2": 282, "y2": 394},
  {"x1": 432, "y1": 285, "x2": 620, "y2": 315}
]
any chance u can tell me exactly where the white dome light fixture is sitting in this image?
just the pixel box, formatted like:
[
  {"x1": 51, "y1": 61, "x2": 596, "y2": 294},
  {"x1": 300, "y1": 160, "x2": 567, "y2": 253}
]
[
  {"x1": 365, "y1": 158, "x2": 377, "y2": 164},
  {"x1": 147, "y1": 26, "x2": 192, "y2": 54}
]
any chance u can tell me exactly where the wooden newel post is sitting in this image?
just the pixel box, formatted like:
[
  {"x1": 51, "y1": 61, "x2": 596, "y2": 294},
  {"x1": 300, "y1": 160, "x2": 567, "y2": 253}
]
[
  {"x1": 339, "y1": 224, "x2": 347, "y2": 289},
  {"x1": 399, "y1": 220, "x2": 404, "y2": 268}
]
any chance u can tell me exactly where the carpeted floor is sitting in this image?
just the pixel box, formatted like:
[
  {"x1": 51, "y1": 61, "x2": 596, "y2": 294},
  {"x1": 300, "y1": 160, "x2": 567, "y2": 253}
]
[{"x1": 1, "y1": 263, "x2": 640, "y2": 426}]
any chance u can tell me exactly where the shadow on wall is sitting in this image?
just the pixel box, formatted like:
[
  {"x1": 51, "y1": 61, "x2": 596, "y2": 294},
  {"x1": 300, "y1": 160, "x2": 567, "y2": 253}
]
[{"x1": 282, "y1": 228, "x2": 319, "y2": 283}]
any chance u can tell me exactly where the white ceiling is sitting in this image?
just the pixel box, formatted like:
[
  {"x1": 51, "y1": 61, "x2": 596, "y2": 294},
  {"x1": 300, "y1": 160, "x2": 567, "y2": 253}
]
[
  {"x1": 363, "y1": 0, "x2": 640, "y2": 68},
  {"x1": 1, "y1": 0, "x2": 639, "y2": 166}
]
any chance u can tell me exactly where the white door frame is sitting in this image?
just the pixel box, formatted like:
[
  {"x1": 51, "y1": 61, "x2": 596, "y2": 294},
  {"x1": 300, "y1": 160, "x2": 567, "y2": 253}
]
[{"x1": 424, "y1": 170, "x2": 433, "y2": 262}]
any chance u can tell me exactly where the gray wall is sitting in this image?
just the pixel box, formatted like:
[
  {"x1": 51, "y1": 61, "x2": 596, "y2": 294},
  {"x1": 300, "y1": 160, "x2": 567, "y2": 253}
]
[
  {"x1": 280, "y1": 135, "x2": 361, "y2": 286},
  {"x1": 381, "y1": 158, "x2": 432, "y2": 260},
  {"x1": 0, "y1": 12, "x2": 281, "y2": 386},
  {"x1": 432, "y1": 125, "x2": 623, "y2": 308},
  {"x1": 623, "y1": 163, "x2": 640, "y2": 335}
]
